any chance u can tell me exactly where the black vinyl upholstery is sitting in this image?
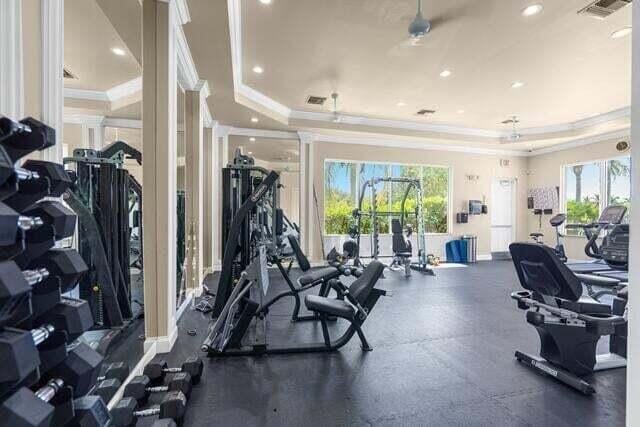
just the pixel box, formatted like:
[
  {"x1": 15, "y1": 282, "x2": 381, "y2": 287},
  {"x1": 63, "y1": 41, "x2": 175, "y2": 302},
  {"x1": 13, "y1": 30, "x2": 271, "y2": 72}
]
[
  {"x1": 509, "y1": 242, "x2": 583, "y2": 301},
  {"x1": 391, "y1": 219, "x2": 411, "y2": 256},
  {"x1": 298, "y1": 266, "x2": 341, "y2": 286},
  {"x1": 304, "y1": 261, "x2": 385, "y2": 316},
  {"x1": 287, "y1": 234, "x2": 311, "y2": 272}
]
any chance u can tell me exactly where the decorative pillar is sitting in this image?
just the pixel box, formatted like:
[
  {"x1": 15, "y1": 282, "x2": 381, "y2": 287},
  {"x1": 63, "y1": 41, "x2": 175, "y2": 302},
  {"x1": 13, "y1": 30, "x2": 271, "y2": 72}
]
[
  {"x1": 0, "y1": 0, "x2": 24, "y2": 118},
  {"x1": 202, "y1": 125, "x2": 216, "y2": 273},
  {"x1": 213, "y1": 125, "x2": 229, "y2": 269},
  {"x1": 142, "y1": 0, "x2": 178, "y2": 353},
  {"x1": 298, "y1": 132, "x2": 315, "y2": 259},
  {"x1": 40, "y1": 0, "x2": 64, "y2": 162},
  {"x1": 184, "y1": 80, "x2": 209, "y2": 293},
  {"x1": 628, "y1": 3, "x2": 640, "y2": 424}
]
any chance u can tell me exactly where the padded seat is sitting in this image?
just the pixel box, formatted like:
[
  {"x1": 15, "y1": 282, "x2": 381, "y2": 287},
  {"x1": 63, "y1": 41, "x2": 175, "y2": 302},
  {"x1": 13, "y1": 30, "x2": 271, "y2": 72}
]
[
  {"x1": 305, "y1": 294, "x2": 355, "y2": 318},
  {"x1": 298, "y1": 267, "x2": 340, "y2": 286}
]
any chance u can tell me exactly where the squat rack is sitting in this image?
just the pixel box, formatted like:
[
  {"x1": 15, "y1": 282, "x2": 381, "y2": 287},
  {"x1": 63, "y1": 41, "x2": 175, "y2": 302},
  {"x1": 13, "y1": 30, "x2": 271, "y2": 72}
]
[{"x1": 352, "y1": 177, "x2": 428, "y2": 269}]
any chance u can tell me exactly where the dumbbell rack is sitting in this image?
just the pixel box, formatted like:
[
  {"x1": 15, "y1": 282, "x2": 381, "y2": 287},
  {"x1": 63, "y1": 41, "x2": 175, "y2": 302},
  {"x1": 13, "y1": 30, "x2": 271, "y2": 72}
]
[{"x1": 0, "y1": 116, "x2": 111, "y2": 426}]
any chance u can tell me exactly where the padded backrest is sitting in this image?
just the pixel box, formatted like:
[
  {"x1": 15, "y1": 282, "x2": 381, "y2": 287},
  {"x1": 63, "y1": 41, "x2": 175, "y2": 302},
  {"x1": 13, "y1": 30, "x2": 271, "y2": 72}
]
[
  {"x1": 391, "y1": 219, "x2": 403, "y2": 234},
  {"x1": 509, "y1": 242, "x2": 582, "y2": 301},
  {"x1": 287, "y1": 234, "x2": 311, "y2": 271},
  {"x1": 349, "y1": 260, "x2": 385, "y2": 304}
]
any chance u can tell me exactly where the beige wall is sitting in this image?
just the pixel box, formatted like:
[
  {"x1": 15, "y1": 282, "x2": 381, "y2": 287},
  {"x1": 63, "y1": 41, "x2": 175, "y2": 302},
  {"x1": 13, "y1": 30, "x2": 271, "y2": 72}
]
[
  {"x1": 310, "y1": 142, "x2": 530, "y2": 260},
  {"x1": 526, "y1": 137, "x2": 631, "y2": 260}
]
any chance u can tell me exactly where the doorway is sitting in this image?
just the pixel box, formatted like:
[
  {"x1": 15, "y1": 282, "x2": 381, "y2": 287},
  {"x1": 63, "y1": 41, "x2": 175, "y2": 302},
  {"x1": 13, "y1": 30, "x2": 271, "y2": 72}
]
[{"x1": 490, "y1": 178, "x2": 517, "y2": 255}]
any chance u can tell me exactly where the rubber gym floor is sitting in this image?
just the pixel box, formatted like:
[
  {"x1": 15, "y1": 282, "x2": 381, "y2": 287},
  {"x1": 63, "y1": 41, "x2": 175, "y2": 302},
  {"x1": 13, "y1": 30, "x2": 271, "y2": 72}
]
[{"x1": 141, "y1": 261, "x2": 626, "y2": 426}]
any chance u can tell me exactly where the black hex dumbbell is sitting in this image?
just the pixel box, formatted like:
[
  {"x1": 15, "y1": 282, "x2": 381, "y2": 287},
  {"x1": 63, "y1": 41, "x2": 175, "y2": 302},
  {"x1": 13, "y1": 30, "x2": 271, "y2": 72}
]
[
  {"x1": 49, "y1": 342, "x2": 103, "y2": 398},
  {"x1": 0, "y1": 252, "x2": 87, "y2": 327},
  {"x1": 124, "y1": 373, "x2": 192, "y2": 406},
  {"x1": 0, "y1": 117, "x2": 55, "y2": 164},
  {"x1": 72, "y1": 395, "x2": 113, "y2": 426},
  {"x1": 3, "y1": 160, "x2": 72, "y2": 212},
  {"x1": 144, "y1": 356, "x2": 203, "y2": 386},
  {"x1": 0, "y1": 324, "x2": 58, "y2": 397},
  {"x1": 0, "y1": 378, "x2": 74, "y2": 427},
  {"x1": 111, "y1": 392, "x2": 188, "y2": 427},
  {"x1": 0, "y1": 144, "x2": 40, "y2": 200},
  {"x1": 19, "y1": 296, "x2": 94, "y2": 344},
  {"x1": 93, "y1": 362, "x2": 131, "y2": 403}
]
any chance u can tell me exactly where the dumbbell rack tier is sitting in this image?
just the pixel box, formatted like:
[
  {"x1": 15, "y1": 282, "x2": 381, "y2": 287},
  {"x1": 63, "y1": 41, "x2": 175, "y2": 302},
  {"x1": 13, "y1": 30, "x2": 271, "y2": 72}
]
[{"x1": 0, "y1": 116, "x2": 109, "y2": 426}]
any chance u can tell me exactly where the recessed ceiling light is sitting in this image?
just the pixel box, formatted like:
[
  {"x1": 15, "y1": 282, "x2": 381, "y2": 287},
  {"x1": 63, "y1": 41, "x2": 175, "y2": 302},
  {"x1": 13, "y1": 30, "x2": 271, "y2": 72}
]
[
  {"x1": 396, "y1": 102, "x2": 406, "y2": 107},
  {"x1": 259, "y1": 0, "x2": 272, "y2": 4},
  {"x1": 611, "y1": 27, "x2": 632, "y2": 39},
  {"x1": 249, "y1": 137, "x2": 256, "y2": 142},
  {"x1": 252, "y1": 65, "x2": 264, "y2": 74},
  {"x1": 248, "y1": 151, "x2": 253, "y2": 155},
  {"x1": 511, "y1": 81, "x2": 525, "y2": 89},
  {"x1": 439, "y1": 70, "x2": 452, "y2": 78},
  {"x1": 457, "y1": 110, "x2": 465, "y2": 114},
  {"x1": 521, "y1": 4, "x2": 543, "y2": 17},
  {"x1": 111, "y1": 47, "x2": 126, "y2": 56},
  {"x1": 251, "y1": 117, "x2": 259, "y2": 123}
]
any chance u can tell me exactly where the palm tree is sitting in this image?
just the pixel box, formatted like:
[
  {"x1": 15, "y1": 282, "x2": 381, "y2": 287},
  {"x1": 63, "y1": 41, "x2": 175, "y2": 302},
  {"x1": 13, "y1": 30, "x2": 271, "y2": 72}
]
[
  {"x1": 572, "y1": 165, "x2": 584, "y2": 202},
  {"x1": 607, "y1": 159, "x2": 631, "y2": 203}
]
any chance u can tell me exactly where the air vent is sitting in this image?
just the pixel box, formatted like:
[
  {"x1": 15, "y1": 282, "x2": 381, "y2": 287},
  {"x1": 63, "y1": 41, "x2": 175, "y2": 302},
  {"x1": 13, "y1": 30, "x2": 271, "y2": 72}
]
[
  {"x1": 416, "y1": 109, "x2": 436, "y2": 116},
  {"x1": 578, "y1": 0, "x2": 632, "y2": 19},
  {"x1": 306, "y1": 95, "x2": 327, "y2": 106},
  {"x1": 63, "y1": 68, "x2": 77, "y2": 79}
]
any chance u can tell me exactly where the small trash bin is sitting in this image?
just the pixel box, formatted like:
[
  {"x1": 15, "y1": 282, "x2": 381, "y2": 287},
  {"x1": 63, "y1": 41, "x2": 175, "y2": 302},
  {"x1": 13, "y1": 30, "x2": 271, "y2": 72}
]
[{"x1": 461, "y1": 235, "x2": 477, "y2": 263}]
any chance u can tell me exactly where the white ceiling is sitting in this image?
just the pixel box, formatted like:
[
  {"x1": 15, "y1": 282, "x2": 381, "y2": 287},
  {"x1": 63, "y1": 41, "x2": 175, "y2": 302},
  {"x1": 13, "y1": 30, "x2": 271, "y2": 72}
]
[
  {"x1": 64, "y1": 0, "x2": 140, "y2": 91},
  {"x1": 242, "y1": 0, "x2": 632, "y2": 130}
]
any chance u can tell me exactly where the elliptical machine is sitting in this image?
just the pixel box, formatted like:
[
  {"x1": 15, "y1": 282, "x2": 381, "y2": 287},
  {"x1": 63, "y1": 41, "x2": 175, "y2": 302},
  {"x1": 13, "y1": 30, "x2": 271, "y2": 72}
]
[{"x1": 529, "y1": 213, "x2": 567, "y2": 262}]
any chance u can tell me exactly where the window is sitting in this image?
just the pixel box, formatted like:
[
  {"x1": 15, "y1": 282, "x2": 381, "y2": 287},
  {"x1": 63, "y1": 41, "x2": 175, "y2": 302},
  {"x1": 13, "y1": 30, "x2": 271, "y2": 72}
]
[
  {"x1": 563, "y1": 156, "x2": 631, "y2": 235},
  {"x1": 324, "y1": 160, "x2": 450, "y2": 235},
  {"x1": 324, "y1": 162, "x2": 357, "y2": 234}
]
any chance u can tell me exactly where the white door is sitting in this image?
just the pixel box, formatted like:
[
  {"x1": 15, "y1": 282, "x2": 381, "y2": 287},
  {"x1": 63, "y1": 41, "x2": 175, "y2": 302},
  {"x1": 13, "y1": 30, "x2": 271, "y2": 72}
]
[{"x1": 491, "y1": 178, "x2": 516, "y2": 252}]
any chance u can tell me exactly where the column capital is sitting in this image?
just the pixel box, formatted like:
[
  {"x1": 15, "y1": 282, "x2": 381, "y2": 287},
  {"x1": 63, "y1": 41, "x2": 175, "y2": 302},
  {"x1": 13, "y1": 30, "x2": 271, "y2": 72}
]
[{"x1": 297, "y1": 131, "x2": 316, "y2": 145}]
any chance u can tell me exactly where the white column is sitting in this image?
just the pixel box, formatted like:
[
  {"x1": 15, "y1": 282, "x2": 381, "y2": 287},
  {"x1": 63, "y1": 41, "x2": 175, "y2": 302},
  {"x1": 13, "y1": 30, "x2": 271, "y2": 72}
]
[
  {"x1": 213, "y1": 125, "x2": 229, "y2": 269},
  {"x1": 90, "y1": 125, "x2": 105, "y2": 150},
  {"x1": 184, "y1": 81, "x2": 208, "y2": 293},
  {"x1": 203, "y1": 125, "x2": 215, "y2": 272},
  {"x1": 40, "y1": 0, "x2": 64, "y2": 162},
  {"x1": 628, "y1": 3, "x2": 640, "y2": 425},
  {"x1": 298, "y1": 132, "x2": 316, "y2": 259},
  {"x1": 142, "y1": 0, "x2": 178, "y2": 354},
  {"x1": 0, "y1": 0, "x2": 24, "y2": 118}
]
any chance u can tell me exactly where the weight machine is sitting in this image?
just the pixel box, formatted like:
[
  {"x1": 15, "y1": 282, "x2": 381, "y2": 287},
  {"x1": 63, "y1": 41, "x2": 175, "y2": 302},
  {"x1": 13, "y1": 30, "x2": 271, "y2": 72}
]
[{"x1": 351, "y1": 177, "x2": 433, "y2": 276}]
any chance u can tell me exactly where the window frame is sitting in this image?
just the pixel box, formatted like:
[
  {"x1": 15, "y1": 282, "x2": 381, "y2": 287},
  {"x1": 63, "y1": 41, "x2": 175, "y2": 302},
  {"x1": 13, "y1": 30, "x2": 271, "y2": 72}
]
[
  {"x1": 323, "y1": 158, "x2": 453, "y2": 236},
  {"x1": 560, "y1": 155, "x2": 631, "y2": 235}
]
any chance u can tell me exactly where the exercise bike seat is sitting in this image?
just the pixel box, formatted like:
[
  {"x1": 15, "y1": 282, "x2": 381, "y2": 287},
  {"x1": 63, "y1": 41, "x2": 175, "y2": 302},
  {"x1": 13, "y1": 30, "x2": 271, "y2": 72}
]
[
  {"x1": 305, "y1": 295, "x2": 355, "y2": 318},
  {"x1": 298, "y1": 267, "x2": 341, "y2": 286}
]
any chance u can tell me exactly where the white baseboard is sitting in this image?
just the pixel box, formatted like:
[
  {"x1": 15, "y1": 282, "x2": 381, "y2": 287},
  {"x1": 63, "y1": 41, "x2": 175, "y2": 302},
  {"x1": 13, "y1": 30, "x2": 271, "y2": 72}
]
[
  {"x1": 107, "y1": 342, "x2": 157, "y2": 409},
  {"x1": 144, "y1": 325, "x2": 178, "y2": 355},
  {"x1": 176, "y1": 292, "x2": 194, "y2": 320},
  {"x1": 477, "y1": 254, "x2": 493, "y2": 261}
]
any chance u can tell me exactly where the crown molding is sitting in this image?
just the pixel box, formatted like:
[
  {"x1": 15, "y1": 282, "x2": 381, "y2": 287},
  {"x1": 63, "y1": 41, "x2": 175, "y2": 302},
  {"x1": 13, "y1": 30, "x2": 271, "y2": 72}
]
[
  {"x1": 64, "y1": 87, "x2": 110, "y2": 102},
  {"x1": 527, "y1": 128, "x2": 630, "y2": 156},
  {"x1": 106, "y1": 76, "x2": 142, "y2": 101},
  {"x1": 228, "y1": 127, "x2": 298, "y2": 140},
  {"x1": 226, "y1": 0, "x2": 631, "y2": 144},
  {"x1": 308, "y1": 132, "x2": 530, "y2": 157},
  {"x1": 63, "y1": 113, "x2": 105, "y2": 127},
  {"x1": 174, "y1": 0, "x2": 191, "y2": 25},
  {"x1": 103, "y1": 117, "x2": 142, "y2": 129},
  {"x1": 175, "y1": 19, "x2": 198, "y2": 90}
]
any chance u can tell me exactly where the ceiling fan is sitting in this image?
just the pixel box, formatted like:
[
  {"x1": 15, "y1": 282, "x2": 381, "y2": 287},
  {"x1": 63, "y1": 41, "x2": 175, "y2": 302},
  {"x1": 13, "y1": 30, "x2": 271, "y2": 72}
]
[
  {"x1": 502, "y1": 116, "x2": 522, "y2": 143},
  {"x1": 408, "y1": 0, "x2": 431, "y2": 44}
]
